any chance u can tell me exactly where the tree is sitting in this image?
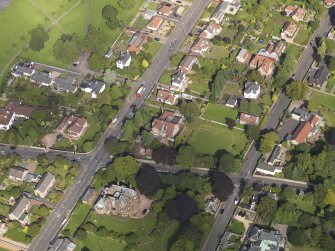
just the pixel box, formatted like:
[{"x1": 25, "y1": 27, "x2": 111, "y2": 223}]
[
  {"x1": 142, "y1": 59, "x2": 149, "y2": 68},
  {"x1": 245, "y1": 125, "x2": 261, "y2": 141},
  {"x1": 105, "y1": 137, "x2": 130, "y2": 156},
  {"x1": 134, "y1": 111, "x2": 144, "y2": 127},
  {"x1": 165, "y1": 193, "x2": 198, "y2": 223},
  {"x1": 103, "y1": 69, "x2": 116, "y2": 85},
  {"x1": 107, "y1": 156, "x2": 139, "y2": 186},
  {"x1": 326, "y1": 38, "x2": 335, "y2": 54},
  {"x1": 176, "y1": 145, "x2": 197, "y2": 168},
  {"x1": 211, "y1": 70, "x2": 228, "y2": 99},
  {"x1": 136, "y1": 165, "x2": 162, "y2": 197},
  {"x1": 88, "y1": 53, "x2": 106, "y2": 71},
  {"x1": 327, "y1": 56, "x2": 335, "y2": 71},
  {"x1": 288, "y1": 228, "x2": 309, "y2": 246},
  {"x1": 257, "y1": 196, "x2": 277, "y2": 225},
  {"x1": 76, "y1": 229, "x2": 87, "y2": 240},
  {"x1": 218, "y1": 153, "x2": 236, "y2": 173},
  {"x1": 84, "y1": 26, "x2": 108, "y2": 54},
  {"x1": 180, "y1": 101, "x2": 200, "y2": 122},
  {"x1": 225, "y1": 118, "x2": 236, "y2": 129},
  {"x1": 152, "y1": 146, "x2": 177, "y2": 165},
  {"x1": 102, "y1": 5, "x2": 119, "y2": 30},
  {"x1": 317, "y1": 39, "x2": 326, "y2": 58},
  {"x1": 29, "y1": 25, "x2": 49, "y2": 51},
  {"x1": 286, "y1": 80, "x2": 308, "y2": 100},
  {"x1": 209, "y1": 170, "x2": 234, "y2": 201},
  {"x1": 53, "y1": 34, "x2": 83, "y2": 64},
  {"x1": 259, "y1": 131, "x2": 278, "y2": 154},
  {"x1": 324, "y1": 189, "x2": 335, "y2": 206}
]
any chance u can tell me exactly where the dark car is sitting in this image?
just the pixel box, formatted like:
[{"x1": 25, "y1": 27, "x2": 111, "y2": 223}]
[
  {"x1": 219, "y1": 208, "x2": 225, "y2": 214},
  {"x1": 142, "y1": 209, "x2": 148, "y2": 215},
  {"x1": 9, "y1": 146, "x2": 16, "y2": 150}
]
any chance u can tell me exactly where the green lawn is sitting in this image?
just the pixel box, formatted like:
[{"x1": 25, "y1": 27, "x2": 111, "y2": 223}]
[
  {"x1": 76, "y1": 232, "x2": 125, "y2": 251},
  {"x1": 228, "y1": 220, "x2": 245, "y2": 235},
  {"x1": 64, "y1": 202, "x2": 91, "y2": 236},
  {"x1": 132, "y1": 16, "x2": 149, "y2": 30},
  {"x1": 206, "y1": 45, "x2": 229, "y2": 60},
  {"x1": 290, "y1": 246, "x2": 322, "y2": 251},
  {"x1": 202, "y1": 103, "x2": 239, "y2": 123},
  {"x1": 0, "y1": 0, "x2": 51, "y2": 77},
  {"x1": 223, "y1": 82, "x2": 241, "y2": 96},
  {"x1": 183, "y1": 119, "x2": 248, "y2": 155},
  {"x1": 33, "y1": 0, "x2": 78, "y2": 20},
  {"x1": 326, "y1": 75, "x2": 335, "y2": 93},
  {"x1": 294, "y1": 28, "x2": 310, "y2": 45},
  {"x1": 158, "y1": 221, "x2": 180, "y2": 251},
  {"x1": 87, "y1": 211, "x2": 141, "y2": 234},
  {"x1": 309, "y1": 90, "x2": 335, "y2": 126}
]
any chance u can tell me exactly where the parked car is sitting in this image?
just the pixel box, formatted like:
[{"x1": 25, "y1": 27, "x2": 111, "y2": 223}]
[{"x1": 219, "y1": 208, "x2": 225, "y2": 214}]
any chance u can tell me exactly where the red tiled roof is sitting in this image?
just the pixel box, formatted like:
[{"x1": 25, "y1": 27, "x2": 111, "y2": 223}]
[{"x1": 239, "y1": 113, "x2": 259, "y2": 125}]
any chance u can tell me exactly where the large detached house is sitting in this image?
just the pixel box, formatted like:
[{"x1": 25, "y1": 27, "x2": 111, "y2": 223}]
[
  {"x1": 308, "y1": 64, "x2": 330, "y2": 88},
  {"x1": 80, "y1": 79, "x2": 106, "y2": 98},
  {"x1": 244, "y1": 81, "x2": 260, "y2": 99},
  {"x1": 200, "y1": 22, "x2": 222, "y2": 39},
  {"x1": 8, "y1": 167, "x2": 28, "y2": 182},
  {"x1": 179, "y1": 55, "x2": 198, "y2": 74},
  {"x1": 54, "y1": 76, "x2": 77, "y2": 93},
  {"x1": 152, "y1": 110, "x2": 185, "y2": 141},
  {"x1": 190, "y1": 37, "x2": 210, "y2": 55},
  {"x1": 11, "y1": 61, "x2": 34, "y2": 78},
  {"x1": 56, "y1": 115, "x2": 88, "y2": 139},
  {"x1": 284, "y1": 6, "x2": 307, "y2": 21},
  {"x1": 170, "y1": 71, "x2": 186, "y2": 92},
  {"x1": 258, "y1": 40, "x2": 286, "y2": 61},
  {"x1": 146, "y1": 16, "x2": 163, "y2": 31},
  {"x1": 281, "y1": 22, "x2": 300, "y2": 39},
  {"x1": 116, "y1": 53, "x2": 132, "y2": 69},
  {"x1": 236, "y1": 48, "x2": 250, "y2": 64},
  {"x1": 210, "y1": 2, "x2": 229, "y2": 24},
  {"x1": 9, "y1": 195, "x2": 31, "y2": 225},
  {"x1": 0, "y1": 109, "x2": 15, "y2": 130},
  {"x1": 156, "y1": 89, "x2": 179, "y2": 105},
  {"x1": 242, "y1": 226, "x2": 285, "y2": 251},
  {"x1": 239, "y1": 113, "x2": 259, "y2": 125},
  {"x1": 34, "y1": 172, "x2": 56, "y2": 198},
  {"x1": 249, "y1": 55, "x2": 275, "y2": 77},
  {"x1": 289, "y1": 115, "x2": 319, "y2": 145},
  {"x1": 127, "y1": 32, "x2": 148, "y2": 54},
  {"x1": 30, "y1": 71, "x2": 53, "y2": 86}
]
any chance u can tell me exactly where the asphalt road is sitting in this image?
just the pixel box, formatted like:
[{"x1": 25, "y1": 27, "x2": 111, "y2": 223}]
[
  {"x1": 28, "y1": 0, "x2": 213, "y2": 250},
  {"x1": 201, "y1": 13, "x2": 333, "y2": 251}
]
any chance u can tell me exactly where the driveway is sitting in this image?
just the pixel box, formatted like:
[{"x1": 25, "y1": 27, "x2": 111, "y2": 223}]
[{"x1": 278, "y1": 119, "x2": 299, "y2": 142}]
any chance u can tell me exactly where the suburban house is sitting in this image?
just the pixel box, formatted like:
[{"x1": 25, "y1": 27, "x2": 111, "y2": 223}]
[
  {"x1": 116, "y1": 53, "x2": 132, "y2": 69},
  {"x1": 5, "y1": 100, "x2": 35, "y2": 119},
  {"x1": 225, "y1": 96, "x2": 238, "y2": 108},
  {"x1": 324, "y1": 0, "x2": 334, "y2": 7},
  {"x1": 267, "y1": 144, "x2": 284, "y2": 166},
  {"x1": 244, "y1": 81, "x2": 260, "y2": 99},
  {"x1": 127, "y1": 32, "x2": 149, "y2": 54},
  {"x1": 146, "y1": 16, "x2": 163, "y2": 31},
  {"x1": 156, "y1": 89, "x2": 179, "y2": 105},
  {"x1": 255, "y1": 162, "x2": 283, "y2": 176},
  {"x1": 34, "y1": 172, "x2": 56, "y2": 198},
  {"x1": 56, "y1": 115, "x2": 88, "y2": 139},
  {"x1": 289, "y1": 114, "x2": 319, "y2": 145},
  {"x1": 30, "y1": 71, "x2": 53, "y2": 86},
  {"x1": 242, "y1": 226, "x2": 285, "y2": 251},
  {"x1": 239, "y1": 113, "x2": 259, "y2": 125},
  {"x1": 151, "y1": 110, "x2": 185, "y2": 141},
  {"x1": 258, "y1": 40, "x2": 286, "y2": 61},
  {"x1": 8, "y1": 167, "x2": 28, "y2": 182},
  {"x1": 54, "y1": 76, "x2": 77, "y2": 93},
  {"x1": 95, "y1": 185, "x2": 139, "y2": 217},
  {"x1": 236, "y1": 48, "x2": 250, "y2": 64},
  {"x1": 158, "y1": 2, "x2": 174, "y2": 16},
  {"x1": 144, "y1": 9, "x2": 156, "y2": 20},
  {"x1": 0, "y1": 109, "x2": 15, "y2": 130},
  {"x1": 170, "y1": 71, "x2": 187, "y2": 91},
  {"x1": 11, "y1": 61, "x2": 34, "y2": 78},
  {"x1": 308, "y1": 64, "x2": 330, "y2": 88},
  {"x1": 223, "y1": 0, "x2": 241, "y2": 15},
  {"x1": 190, "y1": 37, "x2": 210, "y2": 55},
  {"x1": 80, "y1": 79, "x2": 106, "y2": 98},
  {"x1": 9, "y1": 194, "x2": 31, "y2": 225},
  {"x1": 281, "y1": 22, "x2": 300, "y2": 39},
  {"x1": 205, "y1": 197, "x2": 221, "y2": 215},
  {"x1": 249, "y1": 54, "x2": 275, "y2": 77},
  {"x1": 0, "y1": 223, "x2": 7, "y2": 237},
  {"x1": 284, "y1": 6, "x2": 306, "y2": 21},
  {"x1": 49, "y1": 238, "x2": 76, "y2": 251},
  {"x1": 200, "y1": 22, "x2": 222, "y2": 39},
  {"x1": 210, "y1": 2, "x2": 229, "y2": 24},
  {"x1": 291, "y1": 107, "x2": 308, "y2": 120},
  {"x1": 178, "y1": 55, "x2": 199, "y2": 74}
]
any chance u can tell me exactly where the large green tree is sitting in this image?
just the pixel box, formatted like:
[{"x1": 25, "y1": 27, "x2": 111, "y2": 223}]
[
  {"x1": 259, "y1": 131, "x2": 278, "y2": 154},
  {"x1": 176, "y1": 145, "x2": 197, "y2": 168},
  {"x1": 107, "y1": 156, "x2": 139, "y2": 186},
  {"x1": 180, "y1": 101, "x2": 200, "y2": 123},
  {"x1": 29, "y1": 25, "x2": 49, "y2": 51},
  {"x1": 286, "y1": 80, "x2": 308, "y2": 100}
]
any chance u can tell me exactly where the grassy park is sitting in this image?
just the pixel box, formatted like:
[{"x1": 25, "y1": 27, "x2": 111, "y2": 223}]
[
  {"x1": 309, "y1": 90, "x2": 335, "y2": 126},
  {"x1": 202, "y1": 103, "x2": 239, "y2": 124}
]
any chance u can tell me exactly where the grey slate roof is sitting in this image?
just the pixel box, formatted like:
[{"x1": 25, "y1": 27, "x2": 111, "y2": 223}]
[
  {"x1": 30, "y1": 71, "x2": 52, "y2": 85},
  {"x1": 35, "y1": 172, "x2": 55, "y2": 195},
  {"x1": 54, "y1": 76, "x2": 77, "y2": 93},
  {"x1": 80, "y1": 79, "x2": 105, "y2": 95},
  {"x1": 226, "y1": 96, "x2": 238, "y2": 106},
  {"x1": 12, "y1": 62, "x2": 34, "y2": 76},
  {"x1": 172, "y1": 71, "x2": 185, "y2": 85},
  {"x1": 256, "y1": 162, "x2": 278, "y2": 173},
  {"x1": 48, "y1": 238, "x2": 76, "y2": 251},
  {"x1": 10, "y1": 195, "x2": 30, "y2": 219},
  {"x1": 117, "y1": 53, "x2": 131, "y2": 65},
  {"x1": 244, "y1": 81, "x2": 260, "y2": 95},
  {"x1": 267, "y1": 145, "x2": 282, "y2": 165},
  {"x1": 310, "y1": 64, "x2": 330, "y2": 87},
  {"x1": 9, "y1": 166, "x2": 27, "y2": 180}
]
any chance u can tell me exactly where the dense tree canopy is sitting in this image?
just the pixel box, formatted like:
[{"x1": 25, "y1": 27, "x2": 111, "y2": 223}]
[
  {"x1": 180, "y1": 101, "x2": 200, "y2": 123},
  {"x1": 286, "y1": 80, "x2": 309, "y2": 101},
  {"x1": 29, "y1": 25, "x2": 49, "y2": 51},
  {"x1": 107, "y1": 156, "x2": 139, "y2": 187},
  {"x1": 165, "y1": 193, "x2": 198, "y2": 223},
  {"x1": 209, "y1": 170, "x2": 234, "y2": 201},
  {"x1": 136, "y1": 165, "x2": 162, "y2": 197},
  {"x1": 176, "y1": 145, "x2": 197, "y2": 168},
  {"x1": 259, "y1": 131, "x2": 278, "y2": 154}
]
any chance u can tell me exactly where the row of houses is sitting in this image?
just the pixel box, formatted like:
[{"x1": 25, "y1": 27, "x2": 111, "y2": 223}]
[
  {"x1": 8, "y1": 171, "x2": 56, "y2": 225},
  {"x1": 11, "y1": 61, "x2": 106, "y2": 98}
]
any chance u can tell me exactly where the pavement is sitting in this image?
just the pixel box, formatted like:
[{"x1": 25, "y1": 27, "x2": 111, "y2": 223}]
[
  {"x1": 28, "y1": 0, "x2": 213, "y2": 250},
  {"x1": 201, "y1": 12, "x2": 333, "y2": 251}
]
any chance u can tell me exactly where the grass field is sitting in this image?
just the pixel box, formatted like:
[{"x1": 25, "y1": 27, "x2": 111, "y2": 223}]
[
  {"x1": 326, "y1": 75, "x2": 335, "y2": 93},
  {"x1": 64, "y1": 202, "x2": 91, "y2": 236},
  {"x1": 183, "y1": 119, "x2": 248, "y2": 155},
  {"x1": 294, "y1": 28, "x2": 310, "y2": 45},
  {"x1": 309, "y1": 90, "x2": 335, "y2": 126},
  {"x1": 290, "y1": 246, "x2": 322, "y2": 251},
  {"x1": 76, "y1": 232, "x2": 126, "y2": 251},
  {"x1": 202, "y1": 103, "x2": 239, "y2": 123}
]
